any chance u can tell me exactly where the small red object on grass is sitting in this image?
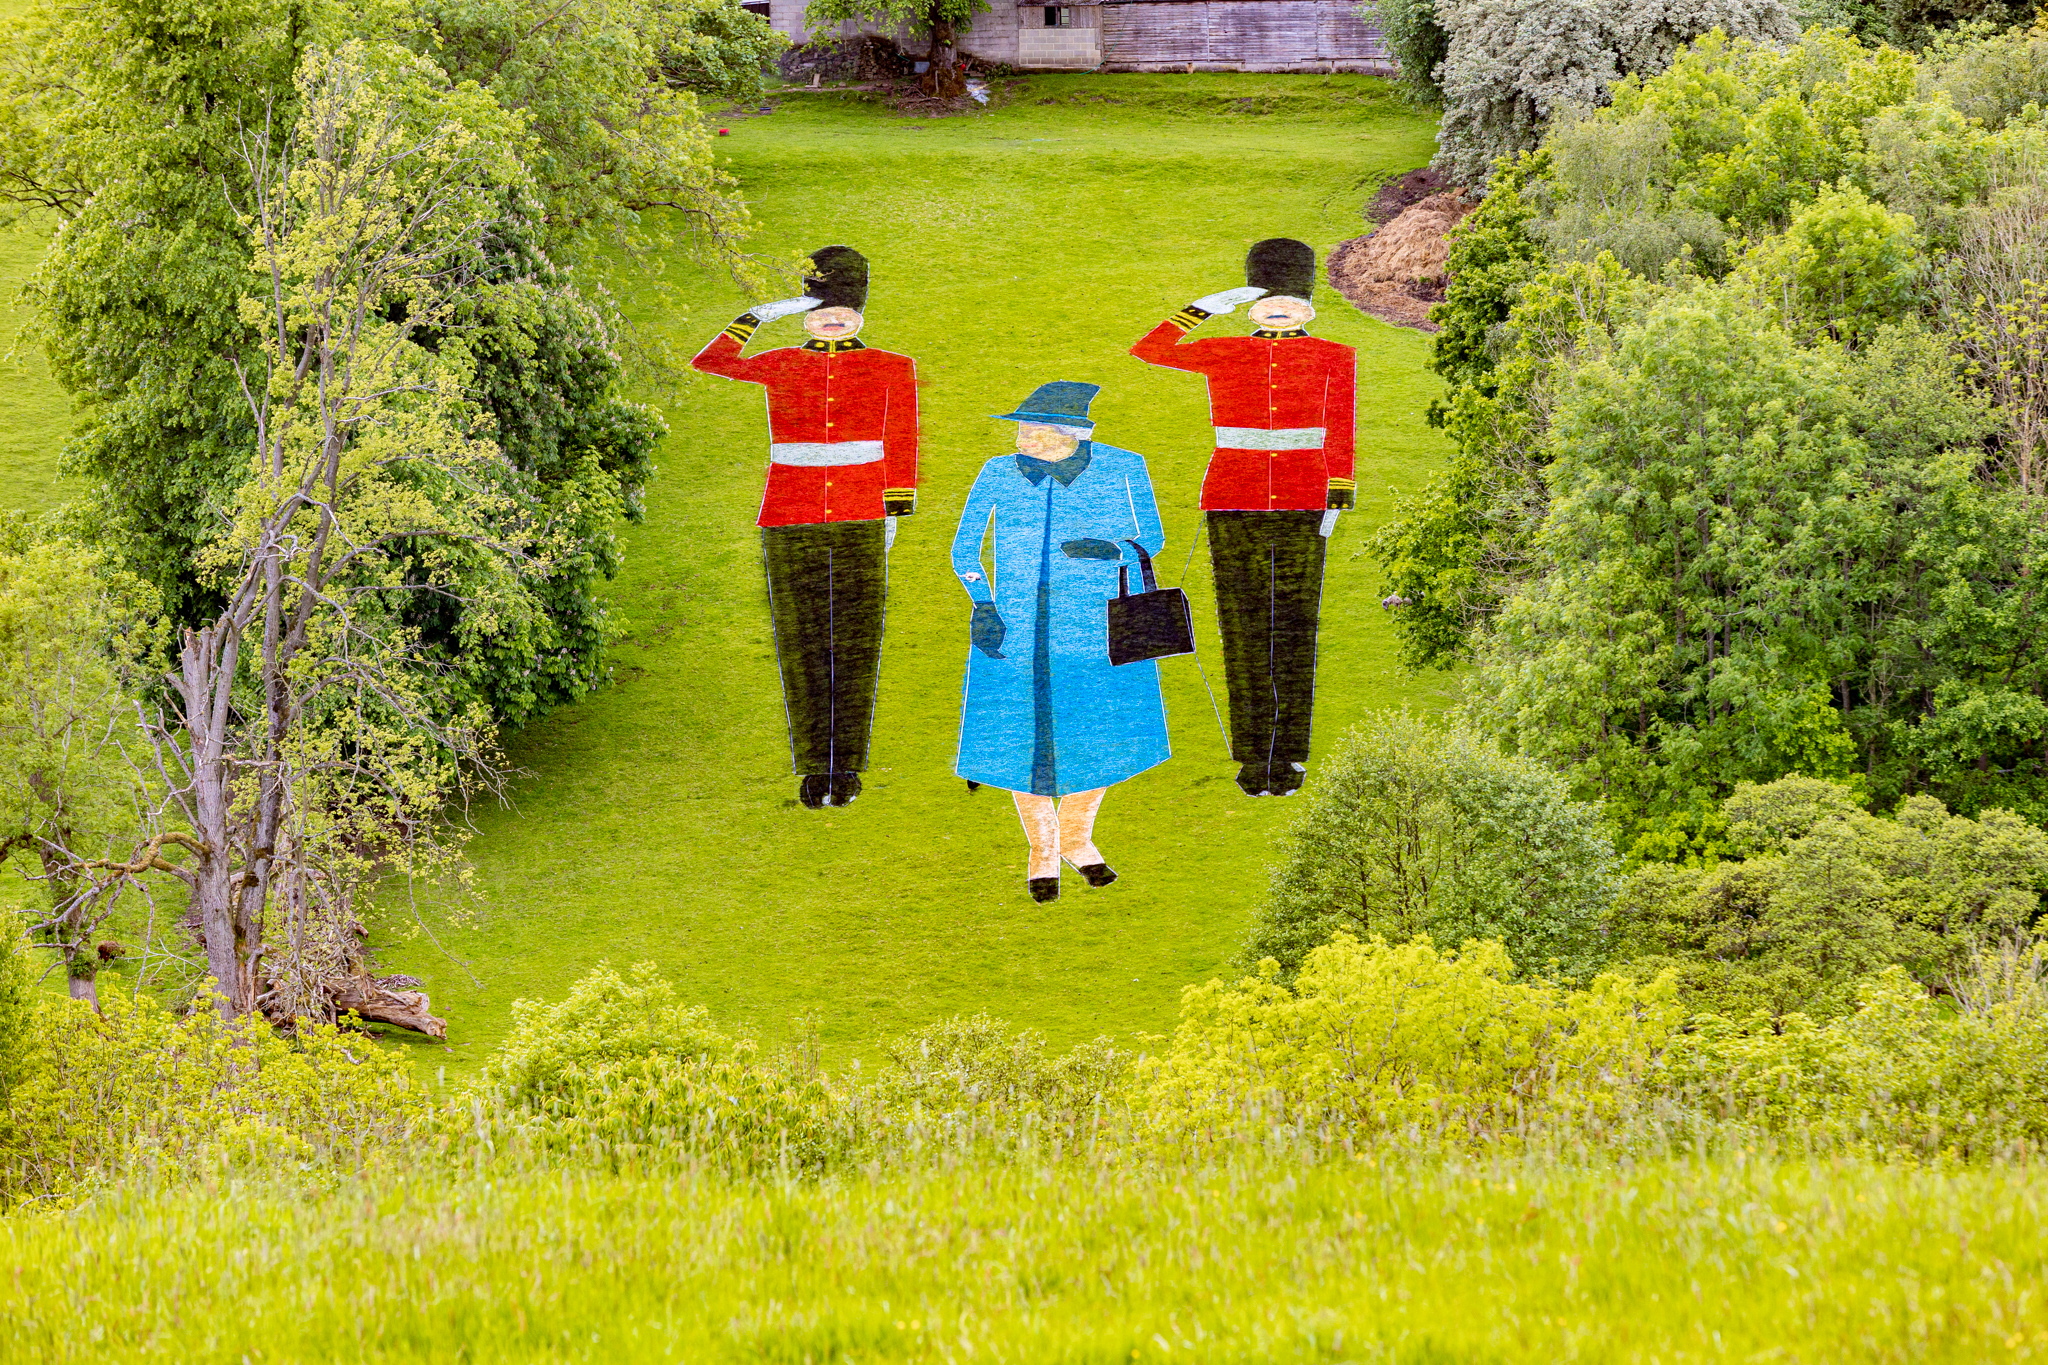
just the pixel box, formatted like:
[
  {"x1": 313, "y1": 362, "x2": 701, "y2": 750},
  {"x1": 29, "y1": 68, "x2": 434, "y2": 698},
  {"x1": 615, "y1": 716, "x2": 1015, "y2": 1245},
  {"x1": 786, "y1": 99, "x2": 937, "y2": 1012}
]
[{"x1": 718, "y1": 127, "x2": 730, "y2": 136}]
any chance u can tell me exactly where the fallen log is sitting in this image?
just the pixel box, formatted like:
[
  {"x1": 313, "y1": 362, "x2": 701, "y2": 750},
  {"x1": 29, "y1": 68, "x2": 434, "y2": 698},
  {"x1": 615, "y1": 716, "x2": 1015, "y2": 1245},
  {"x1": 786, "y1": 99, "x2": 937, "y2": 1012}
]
[{"x1": 322, "y1": 976, "x2": 449, "y2": 1040}]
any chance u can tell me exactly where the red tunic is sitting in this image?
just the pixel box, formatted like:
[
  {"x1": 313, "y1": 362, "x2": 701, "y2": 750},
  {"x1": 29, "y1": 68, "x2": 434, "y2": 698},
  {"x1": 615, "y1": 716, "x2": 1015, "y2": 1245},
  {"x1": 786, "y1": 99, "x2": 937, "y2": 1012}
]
[
  {"x1": 1131, "y1": 316, "x2": 1357, "y2": 512},
  {"x1": 691, "y1": 321, "x2": 919, "y2": 528}
]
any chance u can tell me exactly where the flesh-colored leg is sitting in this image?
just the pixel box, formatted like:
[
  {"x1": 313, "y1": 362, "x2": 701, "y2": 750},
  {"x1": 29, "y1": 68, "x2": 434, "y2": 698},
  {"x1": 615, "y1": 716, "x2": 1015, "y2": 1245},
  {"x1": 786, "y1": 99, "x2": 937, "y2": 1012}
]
[
  {"x1": 1013, "y1": 791, "x2": 1060, "y2": 880},
  {"x1": 1056, "y1": 786, "x2": 1108, "y2": 868}
]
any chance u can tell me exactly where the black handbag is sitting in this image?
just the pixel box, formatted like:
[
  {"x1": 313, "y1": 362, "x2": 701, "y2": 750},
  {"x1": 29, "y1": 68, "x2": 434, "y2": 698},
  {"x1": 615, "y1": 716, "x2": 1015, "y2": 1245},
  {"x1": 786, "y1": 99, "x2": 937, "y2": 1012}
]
[{"x1": 1106, "y1": 540, "x2": 1196, "y2": 666}]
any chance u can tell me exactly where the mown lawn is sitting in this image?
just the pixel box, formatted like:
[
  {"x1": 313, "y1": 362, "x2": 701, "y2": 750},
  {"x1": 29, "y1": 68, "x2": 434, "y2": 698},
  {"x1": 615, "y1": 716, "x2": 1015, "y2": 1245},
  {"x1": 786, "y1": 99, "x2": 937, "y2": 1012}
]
[
  {"x1": 0, "y1": 75, "x2": 1451, "y2": 1067},
  {"x1": 5, "y1": 1154, "x2": 2044, "y2": 1362}
]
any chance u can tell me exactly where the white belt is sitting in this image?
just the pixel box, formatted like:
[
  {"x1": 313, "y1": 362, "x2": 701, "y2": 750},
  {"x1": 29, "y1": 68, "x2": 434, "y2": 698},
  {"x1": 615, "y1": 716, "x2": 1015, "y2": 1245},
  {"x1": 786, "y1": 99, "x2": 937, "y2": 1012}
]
[
  {"x1": 770, "y1": 440, "x2": 885, "y2": 466},
  {"x1": 1214, "y1": 426, "x2": 1326, "y2": 450}
]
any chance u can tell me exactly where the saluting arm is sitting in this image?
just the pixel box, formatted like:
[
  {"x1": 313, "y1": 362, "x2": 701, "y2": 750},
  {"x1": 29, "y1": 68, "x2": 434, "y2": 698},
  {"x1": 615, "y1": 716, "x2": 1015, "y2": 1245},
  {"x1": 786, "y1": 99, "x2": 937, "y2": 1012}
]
[
  {"x1": 1130, "y1": 286, "x2": 1264, "y2": 371},
  {"x1": 882, "y1": 358, "x2": 918, "y2": 516},
  {"x1": 690, "y1": 295, "x2": 817, "y2": 381},
  {"x1": 689, "y1": 313, "x2": 769, "y2": 380}
]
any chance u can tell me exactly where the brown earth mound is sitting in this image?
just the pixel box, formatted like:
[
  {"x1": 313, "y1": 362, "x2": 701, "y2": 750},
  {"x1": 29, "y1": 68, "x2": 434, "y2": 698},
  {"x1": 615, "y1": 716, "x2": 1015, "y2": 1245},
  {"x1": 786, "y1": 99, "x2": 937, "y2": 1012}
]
[
  {"x1": 1365, "y1": 167, "x2": 1457, "y2": 225},
  {"x1": 1329, "y1": 189, "x2": 1477, "y2": 332}
]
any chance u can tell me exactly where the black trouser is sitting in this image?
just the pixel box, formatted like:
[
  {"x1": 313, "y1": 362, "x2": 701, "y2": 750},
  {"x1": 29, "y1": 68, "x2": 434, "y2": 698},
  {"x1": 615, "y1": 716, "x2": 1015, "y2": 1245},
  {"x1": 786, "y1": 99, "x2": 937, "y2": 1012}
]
[
  {"x1": 762, "y1": 519, "x2": 887, "y2": 776},
  {"x1": 1207, "y1": 510, "x2": 1327, "y2": 771}
]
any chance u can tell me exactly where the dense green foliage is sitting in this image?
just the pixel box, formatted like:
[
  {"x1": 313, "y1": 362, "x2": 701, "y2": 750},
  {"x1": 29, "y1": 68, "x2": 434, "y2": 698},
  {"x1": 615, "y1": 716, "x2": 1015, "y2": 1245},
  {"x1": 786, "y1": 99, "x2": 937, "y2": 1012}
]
[
  {"x1": 1610, "y1": 775, "x2": 2048, "y2": 1015},
  {"x1": 1429, "y1": 0, "x2": 1798, "y2": 183},
  {"x1": 1386, "y1": 26, "x2": 2048, "y2": 841},
  {"x1": 480, "y1": 960, "x2": 847, "y2": 1173},
  {"x1": 1151, "y1": 934, "x2": 1681, "y2": 1147},
  {"x1": 0, "y1": 539, "x2": 152, "y2": 992},
  {"x1": 1243, "y1": 712, "x2": 1615, "y2": 980},
  {"x1": 2, "y1": 982, "x2": 423, "y2": 1207},
  {"x1": 0, "y1": 933, "x2": 28, "y2": 1144},
  {"x1": 0, "y1": 0, "x2": 728, "y2": 731},
  {"x1": 1364, "y1": 0, "x2": 1449, "y2": 106},
  {"x1": 1672, "y1": 959, "x2": 2048, "y2": 1154}
]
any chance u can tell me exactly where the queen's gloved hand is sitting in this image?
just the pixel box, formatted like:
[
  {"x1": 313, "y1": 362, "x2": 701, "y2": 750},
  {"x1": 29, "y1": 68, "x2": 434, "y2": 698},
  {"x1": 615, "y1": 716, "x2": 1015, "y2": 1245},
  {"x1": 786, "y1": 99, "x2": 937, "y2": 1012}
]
[
  {"x1": 1060, "y1": 538, "x2": 1121, "y2": 560},
  {"x1": 1190, "y1": 286, "x2": 1267, "y2": 315},
  {"x1": 971, "y1": 602, "x2": 1007, "y2": 658}
]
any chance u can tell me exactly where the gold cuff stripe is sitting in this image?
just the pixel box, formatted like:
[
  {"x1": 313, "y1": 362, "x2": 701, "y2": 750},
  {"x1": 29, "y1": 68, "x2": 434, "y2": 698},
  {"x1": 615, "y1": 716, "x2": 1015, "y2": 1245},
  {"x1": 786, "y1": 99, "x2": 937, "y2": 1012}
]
[
  {"x1": 722, "y1": 322, "x2": 759, "y2": 343},
  {"x1": 1327, "y1": 478, "x2": 1357, "y2": 489},
  {"x1": 883, "y1": 489, "x2": 915, "y2": 497},
  {"x1": 1169, "y1": 307, "x2": 1209, "y2": 331}
]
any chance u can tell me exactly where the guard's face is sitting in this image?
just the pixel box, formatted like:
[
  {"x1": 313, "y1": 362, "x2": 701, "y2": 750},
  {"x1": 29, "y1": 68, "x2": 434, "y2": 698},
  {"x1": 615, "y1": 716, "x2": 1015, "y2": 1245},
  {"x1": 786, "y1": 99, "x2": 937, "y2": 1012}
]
[
  {"x1": 803, "y1": 306, "x2": 864, "y2": 339},
  {"x1": 1015, "y1": 423, "x2": 1081, "y2": 459},
  {"x1": 1249, "y1": 296, "x2": 1315, "y2": 329}
]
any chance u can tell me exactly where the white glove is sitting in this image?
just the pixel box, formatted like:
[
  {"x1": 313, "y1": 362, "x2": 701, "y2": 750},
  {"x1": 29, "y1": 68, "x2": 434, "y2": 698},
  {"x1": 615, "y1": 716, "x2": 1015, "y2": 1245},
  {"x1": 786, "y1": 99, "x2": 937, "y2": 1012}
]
[
  {"x1": 1191, "y1": 286, "x2": 1267, "y2": 315},
  {"x1": 1320, "y1": 510, "x2": 1340, "y2": 538},
  {"x1": 749, "y1": 295, "x2": 820, "y2": 322},
  {"x1": 884, "y1": 515, "x2": 898, "y2": 551}
]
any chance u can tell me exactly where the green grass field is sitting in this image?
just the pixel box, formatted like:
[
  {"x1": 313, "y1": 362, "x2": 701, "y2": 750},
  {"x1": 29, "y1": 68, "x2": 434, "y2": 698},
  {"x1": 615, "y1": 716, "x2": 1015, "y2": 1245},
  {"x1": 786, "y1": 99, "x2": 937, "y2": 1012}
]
[
  {"x1": 0, "y1": 75, "x2": 1450, "y2": 1068},
  {"x1": 7, "y1": 1153, "x2": 2043, "y2": 1361}
]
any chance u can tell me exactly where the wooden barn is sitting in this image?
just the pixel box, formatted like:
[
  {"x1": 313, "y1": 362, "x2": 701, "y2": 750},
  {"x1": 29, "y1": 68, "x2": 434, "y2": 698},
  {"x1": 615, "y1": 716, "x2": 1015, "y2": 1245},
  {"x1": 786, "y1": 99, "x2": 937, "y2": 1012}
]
[{"x1": 763, "y1": 0, "x2": 1392, "y2": 74}]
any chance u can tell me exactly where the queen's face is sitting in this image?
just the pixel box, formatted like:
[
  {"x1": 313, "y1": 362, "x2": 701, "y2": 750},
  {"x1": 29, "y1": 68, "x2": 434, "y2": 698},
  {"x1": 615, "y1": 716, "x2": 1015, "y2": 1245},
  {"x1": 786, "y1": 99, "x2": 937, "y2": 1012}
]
[
  {"x1": 1248, "y1": 295, "x2": 1315, "y2": 330},
  {"x1": 1015, "y1": 423, "x2": 1080, "y2": 459},
  {"x1": 803, "y1": 306, "x2": 864, "y2": 339}
]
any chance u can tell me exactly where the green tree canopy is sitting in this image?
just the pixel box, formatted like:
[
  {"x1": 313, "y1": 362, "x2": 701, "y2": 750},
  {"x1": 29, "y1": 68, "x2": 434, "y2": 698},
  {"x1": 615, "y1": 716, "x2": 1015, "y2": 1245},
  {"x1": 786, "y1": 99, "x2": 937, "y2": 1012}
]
[{"x1": 1243, "y1": 712, "x2": 1617, "y2": 982}]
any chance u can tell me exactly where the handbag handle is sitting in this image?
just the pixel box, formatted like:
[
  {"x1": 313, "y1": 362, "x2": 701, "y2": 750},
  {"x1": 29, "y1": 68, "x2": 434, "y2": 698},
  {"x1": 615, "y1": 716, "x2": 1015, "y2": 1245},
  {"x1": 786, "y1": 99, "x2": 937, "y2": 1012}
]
[{"x1": 1116, "y1": 539, "x2": 1159, "y2": 600}]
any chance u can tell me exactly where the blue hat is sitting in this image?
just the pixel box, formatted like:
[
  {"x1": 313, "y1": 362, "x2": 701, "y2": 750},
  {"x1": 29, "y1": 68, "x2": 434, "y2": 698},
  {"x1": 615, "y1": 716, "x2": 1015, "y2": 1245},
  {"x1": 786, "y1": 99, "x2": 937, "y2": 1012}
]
[{"x1": 992, "y1": 380, "x2": 1100, "y2": 430}]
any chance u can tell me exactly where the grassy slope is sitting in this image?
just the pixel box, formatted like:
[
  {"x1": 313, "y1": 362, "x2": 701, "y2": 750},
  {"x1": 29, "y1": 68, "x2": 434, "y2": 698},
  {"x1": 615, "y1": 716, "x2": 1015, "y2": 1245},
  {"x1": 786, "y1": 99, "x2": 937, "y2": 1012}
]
[
  {"x1": 6, "y1": 1155, "x2": 2043, "y2": 1361},
  {"x1": 0, "y1": 74, "x2": 1449, "y2": 1065},
  {"x1": 0, "y1": 218, "x2": 68, "y2": 514},
  {"x1": 375, "y1": 77, "x2": 1449, "y2": 1071},
  {"x1": 0, "y1": 0, "x2": 67, "y2": 511}
]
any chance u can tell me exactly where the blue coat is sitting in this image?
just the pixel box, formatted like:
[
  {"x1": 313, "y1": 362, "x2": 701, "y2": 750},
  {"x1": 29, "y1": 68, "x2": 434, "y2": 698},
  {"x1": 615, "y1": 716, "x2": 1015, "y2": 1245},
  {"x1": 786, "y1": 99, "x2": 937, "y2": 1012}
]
[{"x1": 951, "y1": 442, "x2": 1171, "y2": 796}]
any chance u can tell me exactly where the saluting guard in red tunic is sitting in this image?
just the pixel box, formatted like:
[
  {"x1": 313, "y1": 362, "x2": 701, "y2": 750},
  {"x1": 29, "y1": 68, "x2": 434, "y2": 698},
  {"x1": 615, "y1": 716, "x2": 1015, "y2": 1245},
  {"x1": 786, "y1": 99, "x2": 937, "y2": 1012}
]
[
  {"x1": 1131, "y1": 238, "x2": 1356, "y2": 797},
  {"x1": 691, "y1": 246, "x2": 918, "y2": 809}
]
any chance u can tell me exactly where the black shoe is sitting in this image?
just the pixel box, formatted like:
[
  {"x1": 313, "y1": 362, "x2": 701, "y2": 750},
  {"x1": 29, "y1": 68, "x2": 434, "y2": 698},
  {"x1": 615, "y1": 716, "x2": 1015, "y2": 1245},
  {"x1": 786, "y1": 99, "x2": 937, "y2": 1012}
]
[
  {"x1": 1268, "y1": 763, "x2": 1306, "y2": 797},
  {"x1": 798, "y1": 774, "x2": 832, "y2": 808},
  {"x1": 1028, "y1": 876, "x2": 1060, "y2": 903},
  {"x1": 827, "y1": 772, "x2": 862, "y2": 806},
  {"x1": 1068, "y1": 861, "x2": 1117, "y2": 888},
  {"x1": 1235, "y1": 763, "x2": 1272, "y2": 797}
]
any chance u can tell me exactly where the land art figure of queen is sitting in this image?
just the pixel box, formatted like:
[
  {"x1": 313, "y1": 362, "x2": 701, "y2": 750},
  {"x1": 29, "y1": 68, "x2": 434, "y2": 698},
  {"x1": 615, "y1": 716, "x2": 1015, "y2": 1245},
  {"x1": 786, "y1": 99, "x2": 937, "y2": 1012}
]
[
  {"x1": 691, "y1": 246, "x2": 919, "y2": 809},
  {"x1": 1131, "y1": 237, "x2": 1357, "y2": 798}
]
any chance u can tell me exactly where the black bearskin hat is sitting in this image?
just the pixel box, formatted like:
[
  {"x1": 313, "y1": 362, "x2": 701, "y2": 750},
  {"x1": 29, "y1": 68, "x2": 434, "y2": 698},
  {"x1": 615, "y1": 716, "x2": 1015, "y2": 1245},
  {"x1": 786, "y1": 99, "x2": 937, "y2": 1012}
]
[
  {"x1": 804, "y1": 245, "x2": 869, "y2": 312},
  {"x1": 1246, "y1": 238, "x2": 1315, "y2": 303}
]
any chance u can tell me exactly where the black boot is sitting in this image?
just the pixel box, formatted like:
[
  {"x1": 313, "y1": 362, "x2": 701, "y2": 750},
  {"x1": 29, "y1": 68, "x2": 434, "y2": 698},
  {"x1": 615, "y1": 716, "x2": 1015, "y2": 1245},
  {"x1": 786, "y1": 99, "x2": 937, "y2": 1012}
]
[
  {"x1": 827, "y1": 772, "x2": 863, "y2": 807},
  {"x1": 1268, "y1": 762, "x2": 1306, "y2": 797},
  {"x1": 1028, "y1": 876, "x2": 1060, "y2": 903},
  {"x1": 798, "y1": 774, "x2": 832, "y2": 809},
  {"x1": 1068, "y1": 861, "x2": 1118, "y2": 888},
  {"x1": 1235, "y1": 762, "x2": 1272, "y2": 797}
]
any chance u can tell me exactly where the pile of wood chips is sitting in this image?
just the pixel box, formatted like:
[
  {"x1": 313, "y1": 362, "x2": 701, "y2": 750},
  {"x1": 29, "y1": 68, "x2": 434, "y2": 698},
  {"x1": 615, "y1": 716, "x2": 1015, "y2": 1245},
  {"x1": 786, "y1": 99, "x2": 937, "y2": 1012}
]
[{"x1": 1328, "y1": 170, "x2": 1477, "y2": 332}]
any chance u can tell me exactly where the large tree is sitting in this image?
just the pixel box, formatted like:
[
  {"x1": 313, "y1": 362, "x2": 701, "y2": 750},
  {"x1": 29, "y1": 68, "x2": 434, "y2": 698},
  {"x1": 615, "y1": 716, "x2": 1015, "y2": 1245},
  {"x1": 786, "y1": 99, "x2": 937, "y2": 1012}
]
[
  {"x1": 0, "y1": 0, "x2": 750, "y2": 721},
  {"x1": 801, "y1": 0, "x2": 989, "y2": 94}
]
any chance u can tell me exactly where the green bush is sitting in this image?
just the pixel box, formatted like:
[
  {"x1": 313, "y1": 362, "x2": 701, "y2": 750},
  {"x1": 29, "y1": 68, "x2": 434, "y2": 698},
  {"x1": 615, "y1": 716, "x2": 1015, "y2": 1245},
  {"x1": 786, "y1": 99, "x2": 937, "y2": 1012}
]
[
  {"x1": 1734, "y1": 184, "x2": 1923, "y2": 341},
  {"x1": 1243, "y1": 712, "x2": 1617, "y2": 981},
  {"x1": 0, "y1": 931, "x2": 29, "y2": 1168},
  {"x1": 1148, "y1": 934, "x2": 1684, "y2": 1149},
  {"x1": 1611, "y1": 775, "x2": 2048, "y2": 1018},
  {"x1": 1664, "y1": 957, "x2": 2048, "y2": 1156},
  {"x1": 2, "y1": 983, "x2": 425, "y2": 1208},
  {"x1": 1362, "y1": 0, "x2": 1450, "y2": 106},
  {"x1": 479, "y1": 960, "x2": 850, "y2": 1174},
  {"x1": 865, "y1": 1012, "x2": 1131, "y2": 1141}
]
